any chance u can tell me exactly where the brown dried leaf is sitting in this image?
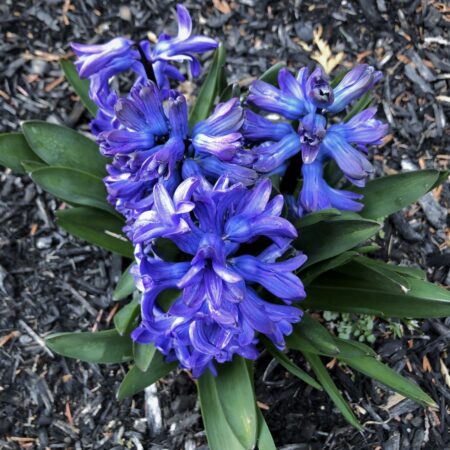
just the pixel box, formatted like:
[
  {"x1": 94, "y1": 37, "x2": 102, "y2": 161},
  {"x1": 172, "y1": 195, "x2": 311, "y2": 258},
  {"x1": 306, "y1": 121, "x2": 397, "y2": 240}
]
[
  {"x1": 440, "y1": 358, "x2": 450, "y2": 389},
  {"x1": 213, "y1": 0, "x2": 232, "y2": 14},
  {"x1": 310, "y1": 25, "x2": 344, "y2": 74}
]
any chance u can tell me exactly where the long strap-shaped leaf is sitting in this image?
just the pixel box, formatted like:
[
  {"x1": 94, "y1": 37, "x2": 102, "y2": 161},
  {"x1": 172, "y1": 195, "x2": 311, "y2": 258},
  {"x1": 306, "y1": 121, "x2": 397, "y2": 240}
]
[
  {"x1": 261, "y1": 336, "x2": 322, "y2": 390},
  {"x1": 198, "y1": 356, "x2": 258, "y2": 450},
  {"x1": 256, "y1": 409, "x2": 277, "y2": 450},
  {"x1": 46, "y1": 329, "x2": 133, "y2": 364},
  {"x1": 60, "y1": 59, "x2": 98, "y2": 116},
  {"x1": 296, "y1": 216, "x2": 380, "y2": 268},
  {"x1": 188, "y1": 44, "x2": 226, "y2": 129},
  {"x1": 113, "y1": 264, "x2": 136, "y2": 300},
  {"x1": 29, "y1": 166, "x2": 116, "y2": 215},
  {"x1": 56, "y1": 207, "x2": 132, "y2": 258},
  {"x1": 355, "y1": 169, "x2": 440, "y2": 220},
  {"x1": 22, "y1": 120, "x2": 107, "y2": 177},
  {"x1": 338, "y1": 353, "x2": 436, "y2": 408},
  {"x1": 117, "y1": 351, "x2": 177, "y2": 400},
  {"x1": 0, "y1": 133, "x2": 44, "y2": 174},
  {"x1": 304, "y1": 275, "x2": 450, "y2": 318},
  {"x1": 303, "y1": 352, "x2": 363, "y2": 430}
]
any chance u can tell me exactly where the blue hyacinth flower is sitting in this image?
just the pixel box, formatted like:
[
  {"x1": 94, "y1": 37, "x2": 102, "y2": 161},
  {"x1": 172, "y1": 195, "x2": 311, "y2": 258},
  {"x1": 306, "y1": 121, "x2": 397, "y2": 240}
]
[
  {"x1": 130, "y1": 176, "x2": 306, "y2": 378},
  {"x1": 96, "y1": 80, "x2": 257, "y2": 221},
  {"x1": 71, "y1": 4, "x2": 217, "y2": 134},
  {"x1": 247, "y1": 64, "x2": 383, "y2": 166},
  {"x1": 245, "y1": 65, "x2": 387, "y2": 214}
]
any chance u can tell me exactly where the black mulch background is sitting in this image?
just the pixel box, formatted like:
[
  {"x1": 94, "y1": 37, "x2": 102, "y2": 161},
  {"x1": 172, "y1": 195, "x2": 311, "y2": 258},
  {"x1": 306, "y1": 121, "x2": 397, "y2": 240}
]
[{"x1": 0, "y1": 1, "x2": 449, "y2": 449}]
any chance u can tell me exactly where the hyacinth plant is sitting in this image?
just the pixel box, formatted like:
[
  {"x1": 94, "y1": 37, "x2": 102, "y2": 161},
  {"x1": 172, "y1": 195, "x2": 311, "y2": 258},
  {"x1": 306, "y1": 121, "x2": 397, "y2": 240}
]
[{"x1": 1, "y1": 5, "x2": 449, "y2": 448}]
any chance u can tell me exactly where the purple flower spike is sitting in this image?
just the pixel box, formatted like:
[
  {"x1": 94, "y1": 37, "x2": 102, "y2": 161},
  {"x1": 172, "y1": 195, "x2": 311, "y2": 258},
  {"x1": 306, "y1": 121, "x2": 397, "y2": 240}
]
[
  {"x1": 99, "y1": 82, "x2": 189, "y2": 220},
  {"x1": 244, "y1": 63, "x2": 386, "y2": 212},
  {"x1": 131, "y1": 176, "x2": 306, "y2": 377},
  {"x1": 252, "y1": 134, "x2": 301, "y2": 173},
  {"x1": 71, "y1": 4, "x2": 217, "y2": 111},
  {"x1": 242, "y1": 109, "x2": 293, "y2": 142},
  {"x1": 247, "y1": 75, "x2": 308, "y2": 120},
  {"x1": 145, "y1": 4, "x2": 217, "y2": 88}
]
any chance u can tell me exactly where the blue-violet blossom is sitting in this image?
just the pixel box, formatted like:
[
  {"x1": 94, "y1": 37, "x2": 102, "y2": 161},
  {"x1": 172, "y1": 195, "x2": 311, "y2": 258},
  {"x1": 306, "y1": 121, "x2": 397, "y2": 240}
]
[
  {"x1": 130, "y1": 176, "x2": 306, "y2": 377},
  {"x1": 71, "y1": 4, "x2": 217, "y2": 134},
  {"x1": 246, "y1": 65, "x2": 387, "y2": 214},
  {"x1": 98, "y1": 81, "x2": 256, "y2": 222}
]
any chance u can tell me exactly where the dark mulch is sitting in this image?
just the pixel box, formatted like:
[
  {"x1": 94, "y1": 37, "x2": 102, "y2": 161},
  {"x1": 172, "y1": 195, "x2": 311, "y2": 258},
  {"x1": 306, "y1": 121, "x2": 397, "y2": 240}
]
[{"x1": 0, "y1": 1, "x2": 449, "y2": 449}]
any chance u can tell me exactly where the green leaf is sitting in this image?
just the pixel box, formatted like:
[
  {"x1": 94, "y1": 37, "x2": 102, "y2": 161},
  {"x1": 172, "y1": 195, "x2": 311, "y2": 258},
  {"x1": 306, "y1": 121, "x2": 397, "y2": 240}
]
[
  {"x1": 431, "y1": 170, "x2": 449, "y2": 190},
  {"x1": 389, "y1": 264, "x2": 426, "y2": 280},
  {"x1": 261, "y1": 336, "x2": 322, "y2": 390},
  {"x1": 0, "y1": 133, "x2": 45, "y2": 174},
  {"x1": 219, "y1": 82, "x2": 241, "y2": 102},
  {"x1": 287, "y1": 322, "x2": 374, "y2": 358},
  {"x1": 303, "y1": 352, "x2": 363, "y2": 430},
  {"x1": 189, "y1": 44, "x2": 226, "y2": 129},
  {"x1": 46, "y1": 329, "x2": 133, "y2": 363},
  {"x1": 198, "y1": 371, "x2": 247, "y2": 450},
  {"x1": 304, "y1": 274, "x2": 450, "y2": 318},
  {"x1": 30, "y1": 166, "x2": 115, "y2": 215},
  {"x1": 301, "y1": 251, "x2": 358, "y2": 286},
  {"x1": 22, "y1": 160, "x2": 47, "y2": 172},
  {"x1": 60, "y1": 59, "x2": 98, "y2": 116},
  {"x1": 332, "y1": 337, "x2": 377, "y2": 358},
  {"x1": 117, "y1": 351, "x2": 177, "y2": 400},
  {"x1": 259, "y1": 62, "x2": 286, "y2": 85},
  {"x1": 323, "y1": 159, "x2": 343, "y2": 186},
  {"x1": 113, "y1": 264, "x2": 136, "y2": 300},
  {"x1": 294, "y1": 313, "x2": 340, "y2": 356},
  {"x1": 343, "y1": 92, "x2": 372, "y2": 122},
  {"x1": 22, "y1": 121, "x2": 106, "y2": 177},
  {"x1": 114, "y1": 297, "x2": 140, "y2": 335},
  {"x1": 330, "y1": 69, "x2": 350, "y2": 88},
  {"x1": 198, "y1": 356, "x2": 257, "y2": 450},
  {"x1": 296, "y1": 216, "x2": 380, "y2": 268},
  {"x1": 55, "y1": 207, "x2": 132, "y2": 257},
  {"x1": 133, "y1": 342, "x2": 156, "y2": 372},
  {"x1": 295, "y1": 208, "x2": 341, "y2": 228},
  {"x1": 357, "y1": 170, "x2": 440, "y2": 220},
  {"x1": 355, "y1": 243, "x2": 381, "y2": 254},
  {"x1": 340, "y1": 355, "x2": 436, "y2": 408},
  {"x1": 339, "y1": 257, "x2": 411, "y2": 294},
  {"x1": 256, "y1": 409, "x2": 277, "y2": 450}
]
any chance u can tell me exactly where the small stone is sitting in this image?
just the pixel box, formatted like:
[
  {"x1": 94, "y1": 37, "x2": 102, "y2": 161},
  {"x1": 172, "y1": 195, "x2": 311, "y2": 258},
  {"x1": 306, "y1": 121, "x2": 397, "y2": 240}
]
[
  {"x1": 418, "y1": 192, "x2": 447, "y2": 228},
  {"x1": 376, "y1": 0, "x2": 387, "y2": 12},
  {"x1": 31, "y1": 59, "x2": 48, "y2": 76},
  {"x1": 424, "y1": 6, "x2": 441, "y2": 29},
  {"x1": 119, "y1": 6, "x2": 132, "y2": 22},
  {"x1": 133, "y1": 418, "x2": 147, "y2": 434},
  {"x1": 383, "y1": 431, "x2": 400, "y2": 450},
  {"x1": 36, "y1": 236, "x2": 52, "y2": 249},
  {"x1": 445, "y1": 270, "x2": 450, "y2": 286},
  {"x1": 295, "y1": 21, "x2": 314, "y2": 43},
  {"x1": 391, "y1": 212, "x2": 422, "y2": 242}
]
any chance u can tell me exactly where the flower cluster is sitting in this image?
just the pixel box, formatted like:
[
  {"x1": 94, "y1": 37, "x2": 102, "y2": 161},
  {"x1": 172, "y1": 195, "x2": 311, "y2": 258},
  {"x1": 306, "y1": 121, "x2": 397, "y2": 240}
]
[
  {"x1": 97, "y1": 82, "x2": 256, "y2": 222},
  {"x1": 247, "y1": 66, "x2": 388, "y2": 215},
  {"x1": 131, "y1": 177, "x2": 306, "y2": 377},
  {"x1": 72, "y1": 4, "x2": 387, "y2": 376},
  {"x1": 71, "y1": 4, "x2": 217, "y2": 135}
]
